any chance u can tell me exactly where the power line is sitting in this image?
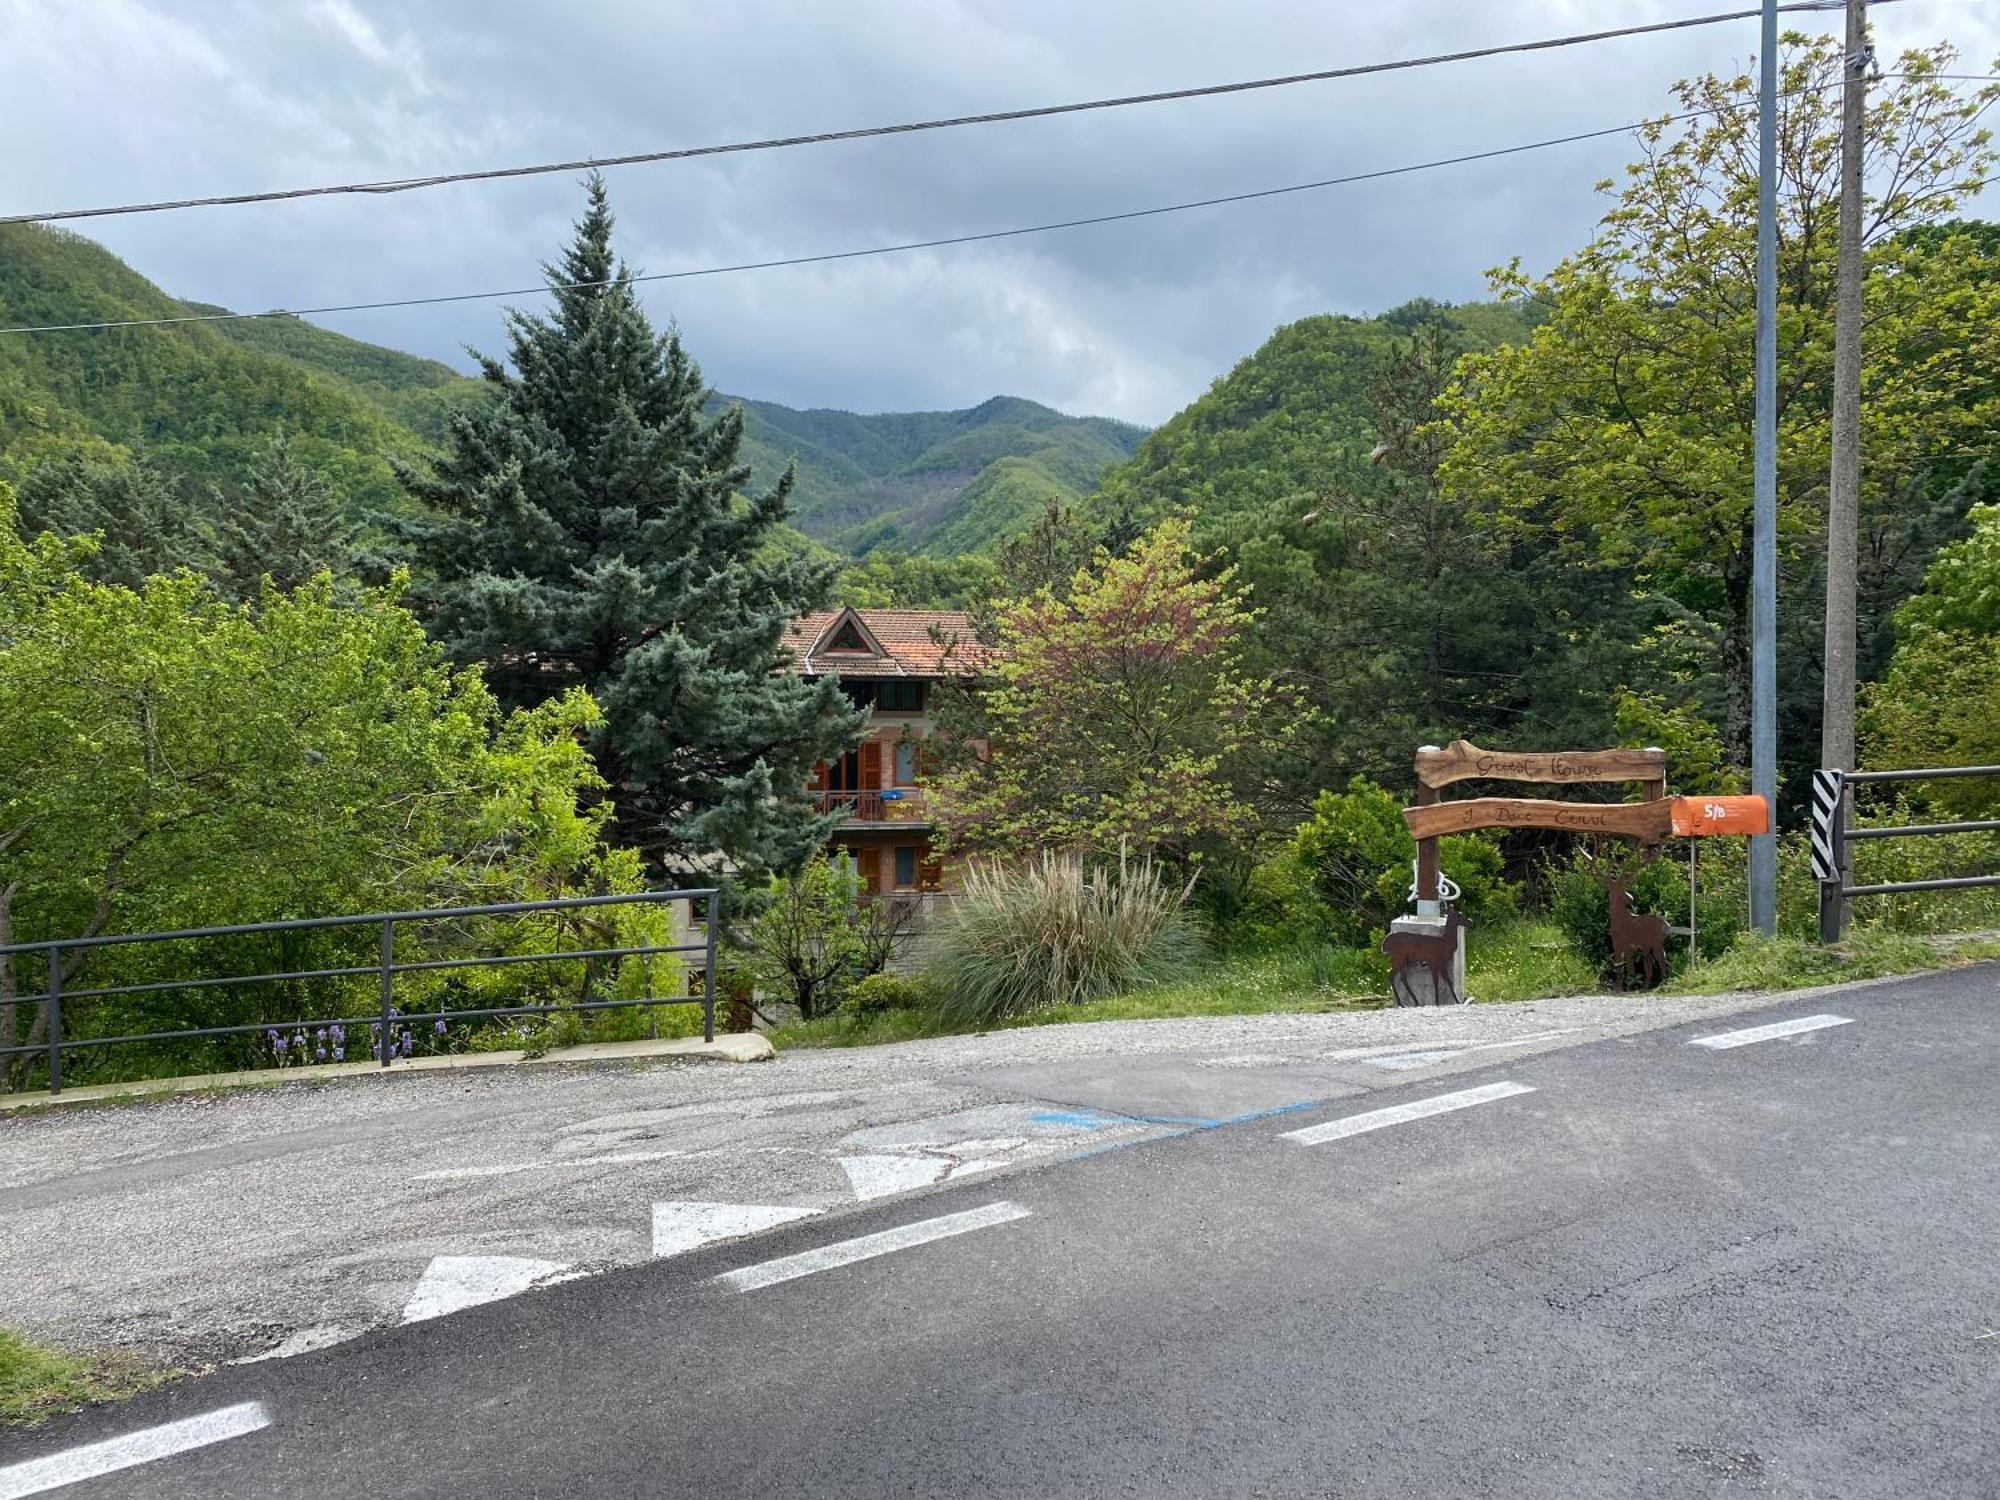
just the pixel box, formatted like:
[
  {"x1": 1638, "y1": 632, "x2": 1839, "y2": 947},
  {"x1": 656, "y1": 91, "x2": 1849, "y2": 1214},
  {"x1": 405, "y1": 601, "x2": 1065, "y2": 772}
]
[
  {"x1": 0, "y1": 1, "x2": 1884, "y2": 228},
  {"x1": 6, "y1": 75, "x2": 1993, "y2": 339}
]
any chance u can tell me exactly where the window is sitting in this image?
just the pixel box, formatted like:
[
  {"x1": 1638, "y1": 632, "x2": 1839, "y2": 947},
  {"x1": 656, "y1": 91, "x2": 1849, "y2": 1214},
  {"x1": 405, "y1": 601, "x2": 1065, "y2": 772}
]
[
  {"x1": 893, "y1": 741, "x2": 918, "y2": 786},
  {"x1": 840, "y1": 680, "x2": 876, "y2": 709},
  {"x1": 878, "y1": 680, "x2": 926, "y2": 712},
  {"x1": 894, "y1": 846, "x2": 919, "y2": 888},
  {"x1": 825, "y1": 621, "x2": 871, "y2": 652}
]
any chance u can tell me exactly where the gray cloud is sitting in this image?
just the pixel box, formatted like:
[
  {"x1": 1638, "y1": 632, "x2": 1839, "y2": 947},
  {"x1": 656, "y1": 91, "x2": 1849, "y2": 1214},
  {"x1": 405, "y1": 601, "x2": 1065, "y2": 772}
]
[{"x1": 5, "y1": 0, "x2": 1994, "y2": 423}]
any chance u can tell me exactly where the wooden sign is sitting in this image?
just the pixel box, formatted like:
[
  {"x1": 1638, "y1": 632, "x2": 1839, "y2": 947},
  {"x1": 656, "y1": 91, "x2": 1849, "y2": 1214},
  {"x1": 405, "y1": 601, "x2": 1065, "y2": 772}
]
[
  {"x1": 1404, "y1": 797, "x2": 1673, "y2": 842},
  {"x1": 1415, "y1": 739, "x2": 1666, "y2": 790},
  {"x1": 1669, "y1": 795, "x2": 1769, "y2": 837}
]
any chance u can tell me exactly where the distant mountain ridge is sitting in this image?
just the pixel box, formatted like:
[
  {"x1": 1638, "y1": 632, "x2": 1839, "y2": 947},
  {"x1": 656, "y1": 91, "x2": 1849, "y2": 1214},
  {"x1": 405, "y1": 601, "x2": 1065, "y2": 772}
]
[{"x1": 0, "y1": 221, "x2": 1143, "y2": 555}]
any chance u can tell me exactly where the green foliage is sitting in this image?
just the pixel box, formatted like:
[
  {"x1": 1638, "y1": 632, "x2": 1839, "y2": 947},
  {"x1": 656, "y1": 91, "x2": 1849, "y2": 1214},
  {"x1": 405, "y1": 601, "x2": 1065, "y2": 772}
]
[
  {"x1": 1865, "y1": 502, "x2": 2000, "y2": 816},
  {"x1": 1290, "y1": 778, "x2": 1515, "y2": 945},
  {"x1": 1442, "y1": 39, "x2": 2000, "y2": 771},
  {"x1": 847, "y1": 970, "x2": 935, "y2": 1017},
  {"x1": 928, "y1": 853, "x2": 1204, "y2": 1026},
  {"x1": 210, "y1": 432, "x2": 358, "y2": 600},
  {"x1": 741, "y1": 853, "x2": 868, "y2": 1020},
  {"x1": 0, "y1": 485, "x2": 635, "y2": 1088},
  {"x1": 1546, "y1": 845, "x2": 1738, "y2": 982},
  {"x1": 0, "y1": 222, "x2": 440, "y2": 520},
  {"x1": 727, "y1": 392, "x2": 1145, "y2": 554},
  {"x1": 932, "y1": 517, "x2": 1307, "y2": 859},
  {"x1": 399, "y1": 177, "x2": 865, "y2": 879},
  {"x1": 13, "y1": 451, "x2": 214, "y2": 588}
]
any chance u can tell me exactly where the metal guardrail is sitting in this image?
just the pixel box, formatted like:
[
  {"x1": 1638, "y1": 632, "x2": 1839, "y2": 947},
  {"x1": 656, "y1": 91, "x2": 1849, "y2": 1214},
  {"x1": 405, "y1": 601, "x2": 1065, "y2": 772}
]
[
  {"x1": 0, "y1": 889, "x2": 719, "y2": 1096},
  {"x1": 1810, "y1": 766, "x2": 2000, "y2": 941}
]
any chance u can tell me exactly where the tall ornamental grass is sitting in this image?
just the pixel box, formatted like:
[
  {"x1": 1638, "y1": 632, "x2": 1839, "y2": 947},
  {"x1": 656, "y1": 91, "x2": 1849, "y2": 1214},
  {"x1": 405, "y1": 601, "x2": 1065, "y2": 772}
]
[{"x1": 930, "y1": 853, "x2": 1204, "y2": 1026}]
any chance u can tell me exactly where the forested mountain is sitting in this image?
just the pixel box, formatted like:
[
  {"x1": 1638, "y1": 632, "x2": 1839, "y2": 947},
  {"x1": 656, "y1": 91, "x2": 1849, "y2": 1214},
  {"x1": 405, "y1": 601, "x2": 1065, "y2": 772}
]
[
  {"x1": 1087, "y1": 299, "x2": 1534, "y2": 539},
  {"x1": 0, "y1": 221, "x2": 1142, "y2": 556},
  {"x1": 723, "y1": 393, "x2": 1146, "y2": 554}
]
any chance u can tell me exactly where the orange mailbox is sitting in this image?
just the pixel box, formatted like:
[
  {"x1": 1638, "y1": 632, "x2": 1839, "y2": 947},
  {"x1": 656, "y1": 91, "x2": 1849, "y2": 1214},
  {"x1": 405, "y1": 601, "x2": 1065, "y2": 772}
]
[{"x1": 1669, "y1": 795, "x2": 1770, "y2": 837}]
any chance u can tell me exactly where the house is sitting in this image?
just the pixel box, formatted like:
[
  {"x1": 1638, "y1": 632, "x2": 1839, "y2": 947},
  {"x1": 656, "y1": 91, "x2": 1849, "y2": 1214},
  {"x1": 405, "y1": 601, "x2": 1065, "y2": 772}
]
[{"x1": 781, "y1": 606, "x2": 994, "y2": 897}]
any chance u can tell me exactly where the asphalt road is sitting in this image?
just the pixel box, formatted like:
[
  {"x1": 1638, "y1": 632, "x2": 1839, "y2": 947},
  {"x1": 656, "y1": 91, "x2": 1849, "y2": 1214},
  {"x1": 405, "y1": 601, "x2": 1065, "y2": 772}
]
[{"x1": 4, "y1": 965, "x2": 1996, "y2": 1498}]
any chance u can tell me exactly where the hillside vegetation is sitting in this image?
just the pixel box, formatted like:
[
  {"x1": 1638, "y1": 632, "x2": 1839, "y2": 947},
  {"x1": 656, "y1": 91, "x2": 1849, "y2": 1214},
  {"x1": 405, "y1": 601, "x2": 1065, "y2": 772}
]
[{"x1": 0, "y1": 221, "x2": 1140, "y2": 555}]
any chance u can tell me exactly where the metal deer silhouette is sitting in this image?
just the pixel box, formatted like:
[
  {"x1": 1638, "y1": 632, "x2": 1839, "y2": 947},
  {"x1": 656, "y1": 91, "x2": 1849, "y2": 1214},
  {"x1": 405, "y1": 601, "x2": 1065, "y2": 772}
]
[
  {"x1": 1603, "y1": 876, "x2": 1668, "y2": 991},
  {"x1": 1381, "y1": 909, "x2": 1470, "y2": 1006}
]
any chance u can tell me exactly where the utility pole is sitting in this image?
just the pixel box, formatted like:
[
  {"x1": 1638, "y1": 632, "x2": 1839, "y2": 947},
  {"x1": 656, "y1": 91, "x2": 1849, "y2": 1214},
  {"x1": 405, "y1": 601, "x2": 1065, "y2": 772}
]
[
  {"x1": 1819, "y1": 0, "x2": 1869, "y2": 937},
  {"x1": 1750, "y1": 0, "x2": 1780, "y2": 935}
]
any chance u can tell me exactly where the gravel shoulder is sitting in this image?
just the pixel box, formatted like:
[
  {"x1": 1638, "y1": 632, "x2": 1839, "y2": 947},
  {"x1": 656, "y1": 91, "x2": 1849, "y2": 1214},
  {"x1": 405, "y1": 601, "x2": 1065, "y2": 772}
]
[{"x1": 0, "y1": 974, "x2": 1966, "y2": 1372}]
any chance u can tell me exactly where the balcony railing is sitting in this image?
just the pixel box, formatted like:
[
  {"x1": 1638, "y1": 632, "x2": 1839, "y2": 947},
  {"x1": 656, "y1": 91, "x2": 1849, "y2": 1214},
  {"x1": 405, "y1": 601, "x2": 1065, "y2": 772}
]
[{"x1": 811, "y1": 789, "x2": 928, "y2": 823}]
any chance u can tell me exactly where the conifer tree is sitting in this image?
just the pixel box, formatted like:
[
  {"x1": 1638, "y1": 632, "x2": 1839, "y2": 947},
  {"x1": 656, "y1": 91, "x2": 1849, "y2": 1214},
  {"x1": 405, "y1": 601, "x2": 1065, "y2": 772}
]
[
  {"x1": 212, "y1": 432, "x2": 357, "y2": 599},
  {"x1": 14, "y1": 452, "x2": 213, "y2": 588},
  {"x1": 398, "y1": 177, "x2": 863, "y2": 876}
]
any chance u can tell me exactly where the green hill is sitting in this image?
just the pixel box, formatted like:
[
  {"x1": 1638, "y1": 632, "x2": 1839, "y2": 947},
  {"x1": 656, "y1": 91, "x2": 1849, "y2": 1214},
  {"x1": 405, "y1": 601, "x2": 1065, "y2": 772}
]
[
  {"x1": 0, "y1": 221, "x2": 1143, "y2": 556},
  {"x1": 1087, "y1": 299, "x2": 1535, "y2": 538},
  {"x1": 721, "y1": 392, "x2": 1147, "y2": 555}
]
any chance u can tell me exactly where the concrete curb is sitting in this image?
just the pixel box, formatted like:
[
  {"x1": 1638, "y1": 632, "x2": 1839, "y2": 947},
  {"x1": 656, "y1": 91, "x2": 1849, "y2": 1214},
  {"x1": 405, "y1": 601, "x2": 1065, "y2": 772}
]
[{"x1": 0, "y1": 1031, "x2": 773, "y2": 1113}]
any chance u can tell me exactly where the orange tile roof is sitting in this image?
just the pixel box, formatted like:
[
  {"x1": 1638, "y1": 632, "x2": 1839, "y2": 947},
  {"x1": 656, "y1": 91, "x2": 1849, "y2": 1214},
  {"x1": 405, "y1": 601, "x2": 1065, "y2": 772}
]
[{"x1": 782, "y1": 608, "x2": 997, "y2": 678}]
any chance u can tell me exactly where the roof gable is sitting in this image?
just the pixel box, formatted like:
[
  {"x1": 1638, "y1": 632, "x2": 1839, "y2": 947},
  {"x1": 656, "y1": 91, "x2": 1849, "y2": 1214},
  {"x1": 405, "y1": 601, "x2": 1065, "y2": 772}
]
[{"x1": 782, "y1": 607, "x2": 996, "y2": 678}]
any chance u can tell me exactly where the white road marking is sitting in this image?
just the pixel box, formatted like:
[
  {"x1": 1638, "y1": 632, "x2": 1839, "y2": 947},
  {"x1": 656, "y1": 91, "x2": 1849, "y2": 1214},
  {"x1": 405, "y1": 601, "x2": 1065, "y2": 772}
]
[
  {"x1": 400, "y1": 1254, "x2": 571, "y2": 1323},
  {"x1": 1365, "y1": 1049, "x2": 1467, "y2": 1071},
  {"x1": 0, "y1": 1401, "x2": 270, "y2": 1499},
  {"x1": 1690, "y1": 1013, "x2": 1854, "y2": 1050},
  {"x1": 840, "y1": 1153, "x2": 951, "y2": 1200},
  {"x1": 652, "y1": 1200, "x2": 819, "y2": 1258},
  {"x1": 1283, "y1": 1081, "x2": 1537, "y2": 1146},
  {"x1": 720, "y1": 1201, "x2": 1033, "y2": 1293},
  {"x1": 947, "y1": 1158, "x2": 1008, "y2": 1180}
]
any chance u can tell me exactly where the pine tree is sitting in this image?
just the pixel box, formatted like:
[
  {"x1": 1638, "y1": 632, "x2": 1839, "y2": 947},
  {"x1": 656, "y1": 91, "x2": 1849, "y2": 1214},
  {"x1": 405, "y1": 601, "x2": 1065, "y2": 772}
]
[
  {"x1": 14, "y1": 451, "x2": 214, "y2": 588},
  {"x1": 212, "y1": 432, "x2": 357, "y2": 599},
  {"x1": 397, "y1": 176, "x2": 863, "y2": 877}
]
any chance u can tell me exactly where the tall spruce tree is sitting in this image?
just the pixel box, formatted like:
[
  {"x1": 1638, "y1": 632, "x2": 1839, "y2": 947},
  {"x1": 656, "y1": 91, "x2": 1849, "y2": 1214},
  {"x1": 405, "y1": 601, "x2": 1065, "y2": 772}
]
[
  {"x1": 212, "y1": 432, "x2": 357, "y2": 599},
  {"x1": 398, "y1": 177, "x2": 862, "y2": 877}
]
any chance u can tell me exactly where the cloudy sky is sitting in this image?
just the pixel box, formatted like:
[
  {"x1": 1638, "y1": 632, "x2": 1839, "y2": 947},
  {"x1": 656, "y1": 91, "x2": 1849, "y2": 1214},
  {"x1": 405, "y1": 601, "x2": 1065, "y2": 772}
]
[{"x1": 6, "y1": 1, "x2": 1995, "y2": 424}]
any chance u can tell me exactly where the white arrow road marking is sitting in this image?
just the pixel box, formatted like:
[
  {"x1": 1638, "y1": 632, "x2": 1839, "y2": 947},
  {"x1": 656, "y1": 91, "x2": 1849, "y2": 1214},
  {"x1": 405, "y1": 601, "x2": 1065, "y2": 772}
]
[
  {"x1": 947, "y1": 1158, "x2": 1009, "y2": 1181},
  {"x1": 0, "y1": 1401, "x2": 269, "y2": 1500},
  {"x1": 1283, "y1": 1081, "x2": 1537, "y2": 1146},
  {"x1": 400, "y1": 1255, "x2": 571, "y2": 1323},
  {"x1": 651, "y1": 1201, "x2": 819, "y2": 1258},
  {"x1": 840, "y1": 1154, "x2": 952, "y2": 1200},
  {"x1": 721, "y1": 1201, "x2": 1034, "y2": 1293},
  {"x1": 1690, "y1": 1013, "x2": 1854, "y2": 1050}
]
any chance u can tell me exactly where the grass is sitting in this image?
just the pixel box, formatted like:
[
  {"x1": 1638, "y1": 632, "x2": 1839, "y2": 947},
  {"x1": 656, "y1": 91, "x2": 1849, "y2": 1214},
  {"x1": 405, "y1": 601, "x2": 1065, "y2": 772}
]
[
  {"x1": 769, "y1": 917, "x2": 2000, "y2": 1052},
  {"x1": 0, "y1": 1329, "x2": 162, "y2": 1427}
]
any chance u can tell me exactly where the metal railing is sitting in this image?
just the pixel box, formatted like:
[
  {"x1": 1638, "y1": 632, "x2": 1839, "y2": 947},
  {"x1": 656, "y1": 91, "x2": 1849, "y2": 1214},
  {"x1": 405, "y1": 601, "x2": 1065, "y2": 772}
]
[
  {"x1": 1811, "y1": 765, "x2": 2000, "y2": 941},
  {"x1": 0, "y1": 889, "x2": 719, "y2": 1096},
  {"x1": 811, "y1": 788, "x2": 928, "y2": 822}
]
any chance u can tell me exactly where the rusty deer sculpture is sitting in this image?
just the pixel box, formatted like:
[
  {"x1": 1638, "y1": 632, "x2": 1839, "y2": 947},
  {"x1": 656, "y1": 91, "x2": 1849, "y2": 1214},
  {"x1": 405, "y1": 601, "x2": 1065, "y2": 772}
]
[
  {"x1": 1380, "y1": 909, "x2": 1470, "y2": 1006},
  {"x1": 1604, "y1": 876, "x2": 1668, "y2": 990}
]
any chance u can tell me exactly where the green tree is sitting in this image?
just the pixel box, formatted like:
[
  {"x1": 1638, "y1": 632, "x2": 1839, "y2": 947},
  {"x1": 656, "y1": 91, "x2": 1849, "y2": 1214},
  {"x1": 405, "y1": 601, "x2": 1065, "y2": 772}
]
[
  {"x1": 1864, "y1": 502, "x2": 2000, "y2": 815},
  {"x1": 398, "y1": 177, "x2": 863, "y2": 876},
  {"x1": 211, "y1": 431, "x2": 358, "y2": 599},
  {"x1": 1441, "y1": 37, "x2": 2000, "y2": 768},
  {"x1": 0, "y1": 482, "x2": 620, "y2": 1088},
  {"x1": 13, "y1": 450, "x2": 215, "y2": 587},
  {"x1": 932, "y1": 517, "x2": 1306, "y2": 863},
  {"x1": 740, "y1": 852, "x2": 866, "y2": 1019}
]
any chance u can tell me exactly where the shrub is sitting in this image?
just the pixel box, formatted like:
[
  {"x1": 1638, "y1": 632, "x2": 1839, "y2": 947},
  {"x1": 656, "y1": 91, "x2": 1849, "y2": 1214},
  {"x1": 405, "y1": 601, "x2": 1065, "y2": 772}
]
[
  {"x1": 929, "y1": 853, "x2": 1204, "y2": 1026},
  {"x1": 847, "y1": 971, "x2": 935, "y2": 1017},
  {"x1": 1290, "y1": 777, "x2": 1516, "y2": 944},
  {"x1": 1230, "y1": 849, "x2": 1337, "y2": 952},
  {"x1": 739, "y1": 853, "x2": 867, "y2": 1019},
  {"x1": 1547, "y1": 842, "x2": 1738, "y2": 981}
]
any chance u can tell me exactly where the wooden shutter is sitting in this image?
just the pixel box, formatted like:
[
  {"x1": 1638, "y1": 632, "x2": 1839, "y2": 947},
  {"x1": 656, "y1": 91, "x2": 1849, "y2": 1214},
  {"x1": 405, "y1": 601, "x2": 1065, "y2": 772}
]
[
  {"x1": 858, "y1": 739, "x2": 883, "y2": 789},
  {"x1": 809, "y1": 760, "x2": 828, "y2": 792},
  {"x1": 859, "y1": 847, "x2": 885, "y2": 896},
  {"x1": 918, "y1": 847, "x2": 944, "y2": 890}
]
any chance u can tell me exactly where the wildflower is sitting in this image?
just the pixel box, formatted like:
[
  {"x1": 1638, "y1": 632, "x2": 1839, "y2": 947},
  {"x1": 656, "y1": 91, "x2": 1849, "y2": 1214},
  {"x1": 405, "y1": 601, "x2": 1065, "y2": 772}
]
[
  {"x1": 316, "y1": 1048, "x2": 328, "y2": 1063},
  {"x1": 434, "y1": 1018, "x2": 448, "y2": 1037},
  {"x1": 330, "y1": 1024, "x2": 346, "y2": 1044},
  {"x1": 332, "y1": 1047, "x2": 345, "y2": 1062}
]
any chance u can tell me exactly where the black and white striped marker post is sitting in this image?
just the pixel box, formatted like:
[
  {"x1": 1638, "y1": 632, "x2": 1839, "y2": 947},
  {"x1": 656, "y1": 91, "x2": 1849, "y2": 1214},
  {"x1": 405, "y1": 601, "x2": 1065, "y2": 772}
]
[{"x1": 1811, "y1": 768, "x2": 1847, "y2": 942}]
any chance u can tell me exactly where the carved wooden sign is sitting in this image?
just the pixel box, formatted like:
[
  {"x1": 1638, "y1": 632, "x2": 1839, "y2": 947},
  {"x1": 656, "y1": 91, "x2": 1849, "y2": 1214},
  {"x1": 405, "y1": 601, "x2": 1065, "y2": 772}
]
[
  {"x1": 1415, "y1": 739, "x2": 1666, "y2": 790},
  {"x1": 1404, "y1": 797, "x2": 1674, "y2": 843}
]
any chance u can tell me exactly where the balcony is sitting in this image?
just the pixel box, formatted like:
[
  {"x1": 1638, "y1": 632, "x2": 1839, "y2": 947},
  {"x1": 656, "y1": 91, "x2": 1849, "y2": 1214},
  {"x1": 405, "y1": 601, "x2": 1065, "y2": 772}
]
[{"x1": 811, "y1": 788, "x2": 930, "y2": 825}]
